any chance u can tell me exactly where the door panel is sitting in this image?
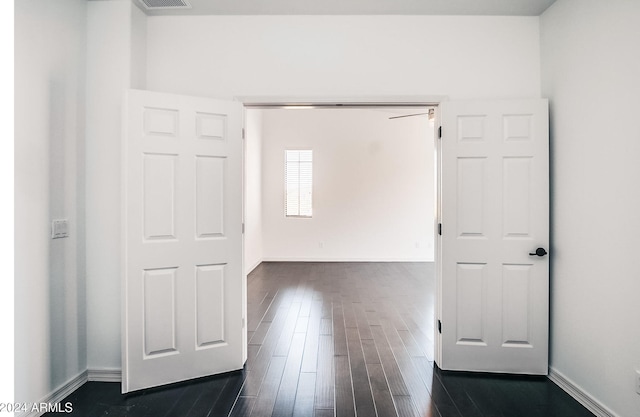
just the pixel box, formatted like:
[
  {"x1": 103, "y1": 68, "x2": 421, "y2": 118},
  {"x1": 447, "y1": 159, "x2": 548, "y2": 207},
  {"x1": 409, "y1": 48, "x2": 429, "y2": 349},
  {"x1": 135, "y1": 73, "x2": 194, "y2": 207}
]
[
  {"x1": 195, "y1": 264, "x2": 226, "y2": 348},
  {"x1": 195, "y1": 156, "x2": 226, "y2": 237},
  {"x1": 439, "y1": 99, "x2": 549, "y2": 374},
  {"x1": 501, "y1": 264, "x2": 533, "y2": 347},
  {"x1": 455, "y1": 263, "x2": 487, "y2": 345},
  {"x1": 457, "y1": 157, "x2": 487, "y2": 237},
  {"x1": 143, "y1": 268, "x2": 177, "y2": 356},
  {"x1": 122, "y1": 89, "x2": 244, "y2": 393},
  {"x1": 143, "y1": 154, "x2": 177, "y2": 239}
]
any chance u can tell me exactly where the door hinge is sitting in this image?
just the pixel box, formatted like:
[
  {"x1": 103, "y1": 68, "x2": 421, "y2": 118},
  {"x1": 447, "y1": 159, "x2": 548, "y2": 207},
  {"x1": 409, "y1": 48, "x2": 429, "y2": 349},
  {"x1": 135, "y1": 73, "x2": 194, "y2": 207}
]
[
  {"x1": 242, "y1": 318, "x2": 246, "y2": 328},
  {"x1": 438, "y1": 223, "x2": 442, "y2": 235},
  {"x1": 242, "y1": 223, "x2": 245, "y2": 234},
  {"x1": 438, "y1": 126, "x2": 442, "y2": 138},
  {"x1": 242, "y1": 128, "x2": 245, "y2": 139},
  {"x1": 438, "y1": 319, "x2": 442, "y2": 334}
]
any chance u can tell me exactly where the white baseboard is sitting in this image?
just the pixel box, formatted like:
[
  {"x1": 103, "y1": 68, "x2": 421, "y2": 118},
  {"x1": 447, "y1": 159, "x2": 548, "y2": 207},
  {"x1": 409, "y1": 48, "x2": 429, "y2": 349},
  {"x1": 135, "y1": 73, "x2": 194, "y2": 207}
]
[
  {"x1": 262, "y1": 257, "x2": 434, "y2": 263},
  {"x1": 15, "y1": 369, "x2": 122, "y2": 417},
  {"x1": 548, "y1": 367, "x2": 618, "y2": 417},
  {"x1": 87, "y1": 368, "x2": 122, "y2": 382},
  {"x1": 16, "y1": 370, "x2": 87, "y2": 417}
]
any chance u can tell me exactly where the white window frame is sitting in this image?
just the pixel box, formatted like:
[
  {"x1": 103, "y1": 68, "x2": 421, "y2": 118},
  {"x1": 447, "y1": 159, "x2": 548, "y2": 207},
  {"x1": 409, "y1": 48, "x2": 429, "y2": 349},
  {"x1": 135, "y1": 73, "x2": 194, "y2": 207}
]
[{"x1": 285, "y1": 149, "x2": 313, "y2": 218}]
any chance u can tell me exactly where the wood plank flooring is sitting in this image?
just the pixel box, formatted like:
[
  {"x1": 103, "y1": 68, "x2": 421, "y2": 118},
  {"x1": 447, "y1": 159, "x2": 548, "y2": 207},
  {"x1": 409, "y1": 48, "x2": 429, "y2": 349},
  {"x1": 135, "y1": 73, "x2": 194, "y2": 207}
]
[{"x1": 46, "y1": 262, "x2": 594, "y2": 417}]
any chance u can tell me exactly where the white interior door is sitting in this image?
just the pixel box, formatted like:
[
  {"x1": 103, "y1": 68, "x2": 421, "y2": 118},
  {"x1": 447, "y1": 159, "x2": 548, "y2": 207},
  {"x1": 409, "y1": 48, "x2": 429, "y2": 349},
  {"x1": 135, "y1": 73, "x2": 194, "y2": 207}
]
[
  {"x1": 438, "y1": 99, "x2": 549, "y2": 374},
  {"x1": 122, "y1": 89, "x2": 244, "y2": 392}
]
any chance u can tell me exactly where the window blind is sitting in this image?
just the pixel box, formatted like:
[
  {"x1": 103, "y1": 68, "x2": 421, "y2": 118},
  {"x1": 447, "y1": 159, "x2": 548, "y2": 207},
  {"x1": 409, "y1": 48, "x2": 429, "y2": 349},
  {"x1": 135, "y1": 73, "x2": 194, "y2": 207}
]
[{"x1": 285, "y1": 150, "x2": 313, "y2": 217}]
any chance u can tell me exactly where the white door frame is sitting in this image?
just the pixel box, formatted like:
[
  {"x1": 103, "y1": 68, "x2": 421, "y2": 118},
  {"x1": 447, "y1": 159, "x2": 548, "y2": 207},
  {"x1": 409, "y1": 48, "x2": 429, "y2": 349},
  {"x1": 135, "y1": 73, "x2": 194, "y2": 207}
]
[
  {"x1": 238, "y1": 96, "x2": 446, "y2": 108},
  {"x1": 238, "y1": 94, "x2": 445, "y2": 366},
  {"x1": 434, "y1": 106, "x2": 444, "y2": 367}
]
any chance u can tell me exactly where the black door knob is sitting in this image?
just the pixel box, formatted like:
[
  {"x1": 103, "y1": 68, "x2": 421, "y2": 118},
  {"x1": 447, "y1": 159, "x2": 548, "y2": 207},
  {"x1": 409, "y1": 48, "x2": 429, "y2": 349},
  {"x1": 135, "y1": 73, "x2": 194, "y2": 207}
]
[{"x1": 529, "y1": 248, "x2": 548, "y2": 257}]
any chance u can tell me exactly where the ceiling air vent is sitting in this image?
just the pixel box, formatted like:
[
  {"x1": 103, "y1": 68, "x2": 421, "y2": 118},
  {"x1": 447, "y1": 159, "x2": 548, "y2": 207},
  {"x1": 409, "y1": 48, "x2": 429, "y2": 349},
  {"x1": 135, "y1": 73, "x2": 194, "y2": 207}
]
[{"x1": 138, "y1": 0, "x2": 192, "y2": 10}]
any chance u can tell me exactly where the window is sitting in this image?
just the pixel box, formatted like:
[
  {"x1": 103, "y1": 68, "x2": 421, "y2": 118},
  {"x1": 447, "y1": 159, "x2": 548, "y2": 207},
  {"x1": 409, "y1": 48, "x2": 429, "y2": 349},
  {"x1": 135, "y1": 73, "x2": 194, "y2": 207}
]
[{"x1": 285, "y1": 150, "x2": 313, "y2": 217}]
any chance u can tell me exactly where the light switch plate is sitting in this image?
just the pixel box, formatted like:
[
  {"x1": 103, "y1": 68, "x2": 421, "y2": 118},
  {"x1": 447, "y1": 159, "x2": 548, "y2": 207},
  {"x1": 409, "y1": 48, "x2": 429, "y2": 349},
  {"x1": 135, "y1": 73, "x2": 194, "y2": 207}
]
[{"x1": 51, "y1": 219, "x2": 69, "y2": 239}]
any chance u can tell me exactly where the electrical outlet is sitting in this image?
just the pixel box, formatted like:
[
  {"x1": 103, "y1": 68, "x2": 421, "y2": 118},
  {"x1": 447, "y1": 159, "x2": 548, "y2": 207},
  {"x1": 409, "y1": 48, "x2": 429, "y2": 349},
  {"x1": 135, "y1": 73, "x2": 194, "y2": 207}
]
[
  {"x1": 51, "y1": 219, "x2": 69, "y2": 239},
  {"x1": 635, "y1": 370, "x2": 640, "y2": 395}
]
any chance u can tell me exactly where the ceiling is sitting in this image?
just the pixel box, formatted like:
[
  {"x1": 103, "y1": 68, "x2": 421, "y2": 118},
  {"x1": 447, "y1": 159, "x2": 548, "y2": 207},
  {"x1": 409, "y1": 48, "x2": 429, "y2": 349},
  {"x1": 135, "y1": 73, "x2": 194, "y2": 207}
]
[{"x1": 134, "y1": 0, "x2": 557, "y2": 16}]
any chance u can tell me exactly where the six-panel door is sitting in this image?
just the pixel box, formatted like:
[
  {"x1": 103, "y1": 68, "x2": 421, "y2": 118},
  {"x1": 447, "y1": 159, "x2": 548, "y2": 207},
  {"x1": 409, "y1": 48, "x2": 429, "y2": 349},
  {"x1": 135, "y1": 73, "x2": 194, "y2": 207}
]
[
  {"x1": 122, "y1": 90, "x2": 244, "y2": 393},
  {"x1": 439, "y1": 99, "x2": 549, "y2": 374}
]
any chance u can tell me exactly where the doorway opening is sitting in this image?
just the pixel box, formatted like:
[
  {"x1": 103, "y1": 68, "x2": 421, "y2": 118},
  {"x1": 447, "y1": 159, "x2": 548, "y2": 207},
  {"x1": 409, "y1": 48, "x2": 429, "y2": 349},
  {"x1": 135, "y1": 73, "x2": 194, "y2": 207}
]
[{"x1": 242, "y1": 104, "x2": 439, "y2": 361}]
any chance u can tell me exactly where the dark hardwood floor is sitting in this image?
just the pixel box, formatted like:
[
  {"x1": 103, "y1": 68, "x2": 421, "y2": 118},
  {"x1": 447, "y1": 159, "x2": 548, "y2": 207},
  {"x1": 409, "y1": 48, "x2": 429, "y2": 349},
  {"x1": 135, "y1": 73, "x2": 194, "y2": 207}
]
[{"x1": 47, "y1": 262, "x2": 594, "y2": 417}]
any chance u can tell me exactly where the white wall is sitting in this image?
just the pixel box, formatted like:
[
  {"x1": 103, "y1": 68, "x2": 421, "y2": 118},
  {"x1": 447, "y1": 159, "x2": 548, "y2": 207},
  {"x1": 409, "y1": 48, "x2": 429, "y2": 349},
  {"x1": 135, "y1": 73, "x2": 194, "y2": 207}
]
[
  {"x1": 244, "y1": 109, "x2": 263, "y2": 273},
  {"x1": 130, "y1": 3, "x2": 148, "y2": 90},
  {"x1": 146, "y1": 15, "x2": 541, "y2": 100},
  {"x1": 261, "y1": 108, "x2": 434, "y2": 261},
  {"x1": 85, "y1": 0, "x2": 146, "y2": 372},
  {"x1": 541, "y1": 1, "x2": 640, "y2": 416},
  {"x1": 14, "y1": 0, "x2": 87, "y2": 406},
  {"x1": 15, "y1": 4, "x2": 640, "y2": 414}
]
